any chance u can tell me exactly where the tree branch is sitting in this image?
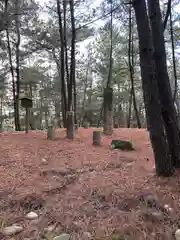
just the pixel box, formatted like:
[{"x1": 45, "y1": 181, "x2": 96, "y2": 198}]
[{"x1": 163, "y1": 0, "x2": 171, "y2": 31}]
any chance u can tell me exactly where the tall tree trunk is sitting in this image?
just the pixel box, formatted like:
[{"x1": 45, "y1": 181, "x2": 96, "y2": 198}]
[
  {"x1": 6, "y1": 28, "x2": 18, "y2": 131},
  {"x1": 67, "y1": 0, "x2": 76, "y2": 138},
  {"x1": 69, "y1": 0, "x2": 76, "y2": 111},
  {"x1": 29, "y1": 84, "x2": 35, "y2": 130},
  {"x1": 147, "y1": 0, "x2": 180, "y2": 168},
  {"x1": 63, "y1": 0, "x2": 70, "y2": 87},
  {"x1": 0, "y1": 96, "x2": 3, "y2": 132},
  {"x1": 128, "y1": 6, "x2": 141, "y2": 128},
  {"x1": 80, "y1": 62, "x2": 89, "y2": 125},
  {"x1": 57, "y1": 0, "x2": 67, "y2": 121},
  {"x1": 133, "y1": 0, "x2": 174, "y2": 177},
  {"x1": 52, "y1": 49, "x2": 66, "y2": 127},
  {"x1": 15, "y1": 0, "x2": 21, "y2": 131},
  {"x1": 169, "y1": 5, "x2": 178, "y2": 102},
  {"x1": 55, "y1": 101, "x2": 61, "y2": 127},
  {"x1": 5, "y1": 0, "x2": 20, "y2": 131},
  {"x1": 103, "y1": 0, "x2": 113, "y2": 135}
]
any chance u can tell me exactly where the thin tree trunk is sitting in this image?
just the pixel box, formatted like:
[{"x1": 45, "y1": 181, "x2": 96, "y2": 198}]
[
  {"x1": 163, "y1": 0, "x2": 171, "y2": 30},
  {"x1": 15, "y1": 0, "x2": 21, "y2": 131},
  {"x1": 63, "y1": 0, "x2": 70, "y2": 87},
  {"x1": 29, "y1": 84, "x2": 35, "y2": 129},
  {"x1": 52, "y1": 49, "x2": 66, "y2": 127},
  {"x1": 133, "y1": 0, "x2": 174, "y2": 177},
  {"x1": 128, "y1": 5, "x2": 141, "y2": 128},
  {"x1": 69, "y1": 0, "x2": 76, "y2": 111},
  {"x1": 103, "y1": 0, "x2": 113, "y2": 135},
  {"x1": 80, "y1": 62, "x2": 89, "y2": 125},
  {"x1": 73, "y1": 75, "x2": 77, "y2": 124},
  {"x1": 55, "y1": 101, "x2": 61, "y2": 127},
  {"x1": 169, "y1": 6, "x2": 178, "y2": 101},
  {"x1": 5, "y1": 0, "x2": 19, "y2": 131},
  {"x1": 57, "y1": 0, "x2": 67, "y2": 118},
  {"x1": 0, "y1": 97, "x2": 3, "y2": 132},
  {"x1": 6, "y1": 28, "x2": 18, "y2": 130},
  {"x1": 148, "y1": 0, "x2": 180, "y2": 168},
  {"x1": 127, "y1": 89, "x2": 133, "y2": 128}
]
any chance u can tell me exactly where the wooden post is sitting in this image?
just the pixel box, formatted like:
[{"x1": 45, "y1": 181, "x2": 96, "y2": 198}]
[
  {"x1": 66, "y1": 111, "x2": 75, "y2": 139},
  {"x1": 93, "y1": 131, "x2": 101, "y2": 146}
]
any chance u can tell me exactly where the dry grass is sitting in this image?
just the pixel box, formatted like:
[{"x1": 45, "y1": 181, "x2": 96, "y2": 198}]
[{"x1": 0, "y1": 128, "x2": 179, "y2": 239}]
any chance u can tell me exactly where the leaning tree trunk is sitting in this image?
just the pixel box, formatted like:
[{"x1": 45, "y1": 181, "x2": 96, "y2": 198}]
[
  {"x1": 133, "y1": 0, "x2": 174, "y2": 177},
  {"x1": 147, "y1": 0, "x2": 180, "y2": 168}
]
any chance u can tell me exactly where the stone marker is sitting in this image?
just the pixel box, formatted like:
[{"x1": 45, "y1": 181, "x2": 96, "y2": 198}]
[
  {"x1": 93, "y1": 131, "x2": 101, "y2": 146},
  {"x1": 47, "y1": 125, "x2": 54, "y2": 140}
]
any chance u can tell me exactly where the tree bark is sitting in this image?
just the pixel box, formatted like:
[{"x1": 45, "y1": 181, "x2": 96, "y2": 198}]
[
  {"x1": 169, "y1": 6, "x2": 178, "y2": 102},
  {"x1": 103, "y1": 0, "x2": 113, "y2": 134},
  {"x1": 52, "y1": 49, "x2": 66, "y2": 127},
  {"x1": 14, "y1": 0, "x2": 21, "y2": 131},
  {"x1": 57, "y1": 0, "x2": 67, "y2": 119},
  {"x1": 133, "y1": 0, "x2": 174, "y2": 177},
  {"x1": 63, "y1": 0, "x2": 70, "y2": 87},
  {"x1": 147, "y1": 0, "x2": 180, "y2": 168},
  {"x1": 128, "y1": 5, "x2": 141, "y2": 128},
  {"x1": 103, "y1": 87, "x2": 113, "y2": 135},
  {"x1": 69, "y1": 0, "x2": 76, "y2": 111}
]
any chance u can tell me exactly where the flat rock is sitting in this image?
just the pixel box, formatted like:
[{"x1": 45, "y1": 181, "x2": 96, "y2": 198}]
[
  {"x1": 82, "y1": 232, "x2": 91, "y2": 239},
  {"x1": 41, "y1": 158, "x2": 48, "y2": 164},
  {"x1": 53, "y1": 233, "x2": 70, "y2": 240},
  {"x1": 3, "y1": 224, "x2": 23, "y2": 236},
  {"x1": 26, "y1": 211, "x2": 38, "y2": 220},
  {"x1": 175, "y1": 229, "x2": 180, "y2": 240},
  {"x1": 44, "y1": 225, "x2": 56, "y2": 232}
]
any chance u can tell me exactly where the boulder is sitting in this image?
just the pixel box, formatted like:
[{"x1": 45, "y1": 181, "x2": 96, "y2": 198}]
[{"x1": 111, "y1": 140, "x2": 134, "y2": 151}]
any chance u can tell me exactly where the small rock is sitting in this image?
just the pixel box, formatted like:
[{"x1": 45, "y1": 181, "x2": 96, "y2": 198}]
[
  {"x1": 53, "y1": 233, "x2": 70, "y2": 240},
  {"x1": 151, "y1": 211, "x2": 163, "y2": 219},
  {"x1": 82, "y1": 231, "x2": 91, "y2": 239},
  {"x1": 175, "y1": 229, "x2": 180, "y2": 240},
  {"x1": 3, "y1": 224, "x2": 23, "y2": 236},
  {"x1": 44, "y1": 225, "x2": 56, "y2": 232},
  {"x1": 26, "y1": 211, "x2": 38, "y2": 220},
  {"x1": 42, "y1": 158, "x2": 48, "y2": 164}
]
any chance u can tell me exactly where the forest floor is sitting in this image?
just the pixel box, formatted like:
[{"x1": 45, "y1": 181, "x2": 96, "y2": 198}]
[{"x1": 0, "y1": 128, "x2": 179, "y2": 240}]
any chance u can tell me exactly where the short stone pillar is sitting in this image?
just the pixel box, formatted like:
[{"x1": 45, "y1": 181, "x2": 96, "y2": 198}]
[
  {"x1": 66, "y1": 111, "x2": 75, "y2": 139},
  {"x1": 83, "y1": 121, "x2": 89, "y2": 129},
  {"x1": 47, "y1": 125, "x2": 54, "y2": 140},
  {"x1": 93, "y1": 131, "x2": 101, "y2": 146}
]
